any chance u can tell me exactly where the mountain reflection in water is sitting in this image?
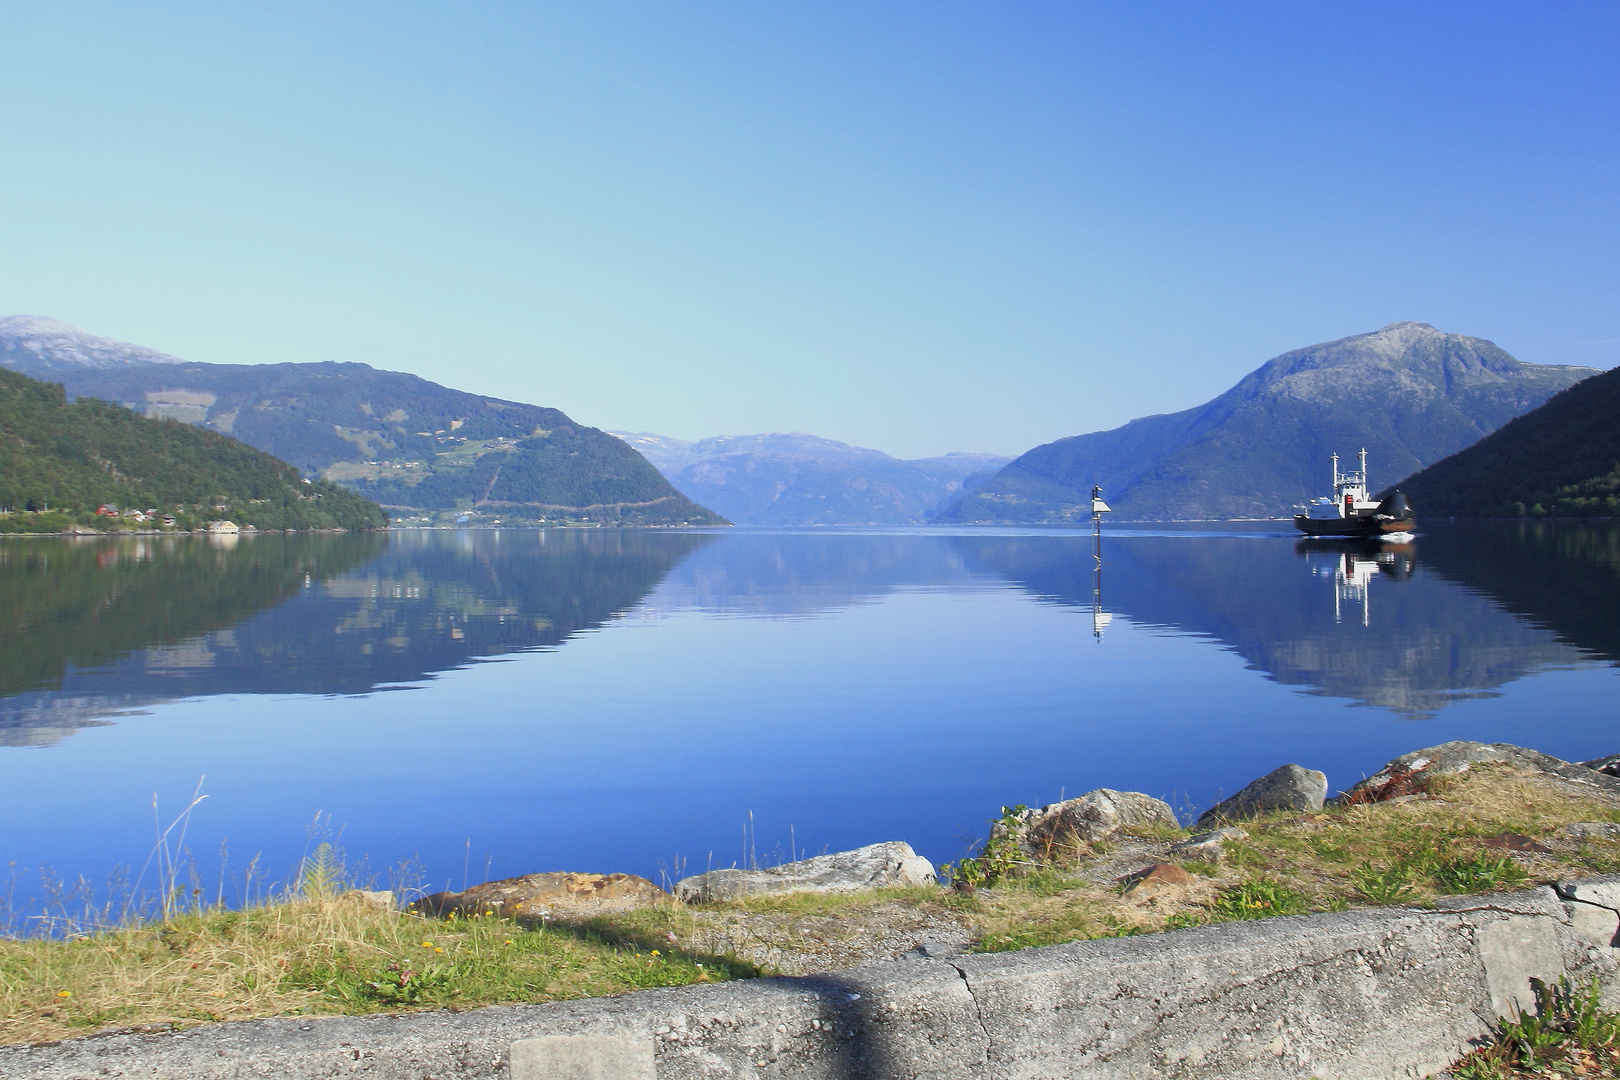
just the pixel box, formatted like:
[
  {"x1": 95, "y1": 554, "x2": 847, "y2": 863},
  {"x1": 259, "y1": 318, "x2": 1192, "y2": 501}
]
[
  {"x1": 956, "y1": 524, "x2": 1609, "y2": 718},
  {"x1": 2, "y1": 523, "x2": 1617, "y2": 914},
  {"x1": 1, "y1": 523, "x2": 1616, "y2": 750},
  {"x1": 0, "y1": 530, "x2": 713, "y2": 746}
]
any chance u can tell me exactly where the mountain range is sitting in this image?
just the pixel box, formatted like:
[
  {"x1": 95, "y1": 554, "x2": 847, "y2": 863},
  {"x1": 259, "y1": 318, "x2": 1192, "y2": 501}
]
[
  {"x1": 1396, "y1": 361, "x2": 1620, "y2": 517},
  {"x1": 0, "y1": 316, "x2": 723, "y2": 527},
  {"x1": 938, "y1": 323, "x2": 1598, "y2": 522},
  {"x1": 614, "y1": 431, "x2": 1010, "y2": 526}
]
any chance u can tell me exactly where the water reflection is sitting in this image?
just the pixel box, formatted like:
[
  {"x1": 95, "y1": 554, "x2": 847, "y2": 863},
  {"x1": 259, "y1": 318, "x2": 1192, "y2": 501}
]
[
  {"x1": 645, "y1": 531, "x2": 974, "y2": 617},
  {"x1": 2, "y1": 524, "x2": 1616, "y2": 747},
  {"x1": 0, "y1": 530, "x2": 713, "y2": 746},
  {"x1": 954, "y1": 527, "x2": 1592, "y2": 718},
  {"x1": 1296, "y1": 538, "x2": 1415, "y2": 628},
  {"x1": 1417, "y1": 522, "x2": 1620, "y2": 663}
]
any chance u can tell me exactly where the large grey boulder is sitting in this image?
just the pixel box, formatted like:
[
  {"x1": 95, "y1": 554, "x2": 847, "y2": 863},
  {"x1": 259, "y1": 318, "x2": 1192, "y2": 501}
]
[
  {"x1": 673, "y1": 841, "x2": 935, "y2": 903},
  {"x1": 1339, "y1": 741, "x2": 1620, "y2": 804},
  {"x1": 1198, "y1": 764, "x2": 1327, "y2": 825},
  {"x1": 991, "y1": 789, "x2": 1179, "y2": 859}
]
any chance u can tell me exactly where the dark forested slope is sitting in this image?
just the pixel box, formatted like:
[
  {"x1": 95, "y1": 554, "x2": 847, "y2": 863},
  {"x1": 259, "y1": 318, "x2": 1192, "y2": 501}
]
[
  {"x1": 0, "y1": 367, "x2": 386, "y2": 531},
  {"x1": 1394, "y1": 364, "x2": 1619, "y2": 517}
]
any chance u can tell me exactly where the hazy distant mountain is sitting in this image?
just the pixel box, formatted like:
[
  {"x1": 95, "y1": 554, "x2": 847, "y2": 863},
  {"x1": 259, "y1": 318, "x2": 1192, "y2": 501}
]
[
  {"x1": 0, "y1": 315, "x2": 188, "y2": 371},
  {"x1": 937, "y1": 323, "x2": 1598, "y2": 522},
  {"x1": 0, "y1": 316, "x2": 724, "y2": 527},
  {"x1": 1394, "y1": 363, "x2": 1618, "y2": 517},
  {"x1": 614, "y1": 431, "x2": 1010, "y2": 525}
]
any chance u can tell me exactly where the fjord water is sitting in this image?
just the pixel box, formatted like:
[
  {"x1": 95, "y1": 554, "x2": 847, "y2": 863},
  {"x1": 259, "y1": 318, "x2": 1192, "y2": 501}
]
[{"x1": 1, "y1": 524, "x2": 1617, "y2": 912}]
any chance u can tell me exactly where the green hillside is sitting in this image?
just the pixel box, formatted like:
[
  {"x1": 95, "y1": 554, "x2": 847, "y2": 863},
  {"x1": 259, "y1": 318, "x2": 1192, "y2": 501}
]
[
  {"x1": 0, "y1": 367, "x2": 387, "y2": 532},
  {"x1": 1394, "y1": 364, "x2": 1619, "y2": 517},
  {"x1": 40, "y1": 360, "x2": 725, "y2": 526},
  {"x1": 938, "y1": 323, "x2": 1596, "y2": 522}
]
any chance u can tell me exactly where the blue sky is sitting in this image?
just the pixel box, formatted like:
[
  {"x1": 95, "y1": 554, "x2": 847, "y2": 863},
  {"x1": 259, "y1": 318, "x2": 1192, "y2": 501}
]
[{"x1": 2, "y1": 2, "x2": 1616, "y2": 457}]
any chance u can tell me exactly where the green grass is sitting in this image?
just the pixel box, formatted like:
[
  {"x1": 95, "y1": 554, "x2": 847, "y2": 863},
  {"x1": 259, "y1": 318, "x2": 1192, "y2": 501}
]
[{"x1": 0, "y1": 894, "x2": 757, "y2": 1047}]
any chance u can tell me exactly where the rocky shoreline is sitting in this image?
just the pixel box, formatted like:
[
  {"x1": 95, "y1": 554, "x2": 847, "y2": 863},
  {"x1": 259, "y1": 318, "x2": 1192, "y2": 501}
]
[{"x1": 410, "y1": 740, "x2": 1620, "y2": 973}]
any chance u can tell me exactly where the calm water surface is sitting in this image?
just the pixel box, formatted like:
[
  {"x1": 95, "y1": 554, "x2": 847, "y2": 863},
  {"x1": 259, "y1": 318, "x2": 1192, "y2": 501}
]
[{"x1": 1, "y1": 523, "x2": 1617, "y2": 911}]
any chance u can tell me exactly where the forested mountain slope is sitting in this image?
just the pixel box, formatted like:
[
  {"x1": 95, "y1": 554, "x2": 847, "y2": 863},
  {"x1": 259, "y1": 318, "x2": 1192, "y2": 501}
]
[
  {"x1": 1394, "y1": 363, "x2": 1619, "y2": 517},
  {"x1": 1, "y1": 317, "x2": 723, "y2": 526},
  {"x1": 0, "y1": 367, "x2": 386, "y2": 532}
]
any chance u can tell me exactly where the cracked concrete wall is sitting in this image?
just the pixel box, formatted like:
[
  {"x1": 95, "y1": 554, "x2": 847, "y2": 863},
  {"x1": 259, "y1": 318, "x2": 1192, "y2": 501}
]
[{"x1": 8, "y1": 881, "x2": 1620, "y2": 1080}]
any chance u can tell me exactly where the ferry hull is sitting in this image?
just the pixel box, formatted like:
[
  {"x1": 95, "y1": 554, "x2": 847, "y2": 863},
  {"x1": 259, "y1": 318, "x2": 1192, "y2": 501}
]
[{"x1": 1293, "y1": 514, "x2": 1415, "y2": 538}]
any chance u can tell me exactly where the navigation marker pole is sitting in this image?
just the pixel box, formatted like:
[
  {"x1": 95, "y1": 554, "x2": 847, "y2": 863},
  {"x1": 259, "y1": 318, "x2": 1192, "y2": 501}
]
[{"x1": 1091, "y1": 486, "x2": 1112, "y2": 642}]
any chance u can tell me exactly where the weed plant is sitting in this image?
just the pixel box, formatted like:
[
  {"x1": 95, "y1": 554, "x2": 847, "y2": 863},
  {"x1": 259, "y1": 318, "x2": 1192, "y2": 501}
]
[
  {"x1": 940, "y1": 806, "x2": 1032, "y2": 889},
  {"x1": 1449, "y1": 978, "x2": 1620, "y2": 1078}
]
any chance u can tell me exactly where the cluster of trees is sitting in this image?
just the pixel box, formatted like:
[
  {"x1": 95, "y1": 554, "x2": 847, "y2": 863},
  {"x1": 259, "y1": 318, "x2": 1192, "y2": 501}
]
[{"x1": 0, "y1": 368, "x2": 387, "y2": 532}]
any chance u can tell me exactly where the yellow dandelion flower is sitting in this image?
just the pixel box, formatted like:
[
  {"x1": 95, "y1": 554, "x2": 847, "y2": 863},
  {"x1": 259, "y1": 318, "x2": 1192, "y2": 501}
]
[
  {"x1": 650, "y1": 950, "x2": 660, "y2": 957},
  {"x1": 433, "y1": 947, "x2": 444, "y2": 954},
  {"x1": 57, "y1": 990, "x2": 72, "y2": 999},
  {"x1": 421, "y1": 941, "x2": 435, "y2": 948},
  {"x1": 504, "y1": 940, "x2": 515, "y2": 946}
]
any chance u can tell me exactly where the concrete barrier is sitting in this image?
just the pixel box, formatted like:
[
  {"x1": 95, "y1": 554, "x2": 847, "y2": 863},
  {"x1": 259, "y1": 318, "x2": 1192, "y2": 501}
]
[{"x1": 7, "y1": 881, "x2": 1620, "y2": 1080}]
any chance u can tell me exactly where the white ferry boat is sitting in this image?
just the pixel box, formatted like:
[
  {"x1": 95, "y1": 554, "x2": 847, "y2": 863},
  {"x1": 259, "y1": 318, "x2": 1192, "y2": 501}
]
[{"x1": 1293, "y1": 449, "x2": 1415, "y2": 538}]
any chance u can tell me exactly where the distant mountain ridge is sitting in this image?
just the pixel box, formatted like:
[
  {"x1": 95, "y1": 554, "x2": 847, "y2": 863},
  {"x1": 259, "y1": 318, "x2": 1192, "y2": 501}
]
[
  {"x1": 615, "y1": 431, "x2": 1010, "y2": 525},
  {"x1": 937, "y1": 323, "x2": 1598, "y2": 522},
  {"x1": 0, "y1": 316, "x2": 725, "y2": 527},
  {"x1": 1394, "y1": 363, "x2": 1620, "y2": 517}
]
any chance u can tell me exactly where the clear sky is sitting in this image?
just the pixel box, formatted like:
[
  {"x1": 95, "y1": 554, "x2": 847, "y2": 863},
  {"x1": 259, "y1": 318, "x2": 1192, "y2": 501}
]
[{"x1": 2, "y1": 2, "x2": 1616, "y2": 458}]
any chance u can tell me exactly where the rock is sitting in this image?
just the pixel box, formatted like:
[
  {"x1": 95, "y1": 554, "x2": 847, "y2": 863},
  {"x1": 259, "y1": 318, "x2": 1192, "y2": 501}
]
[
  {"x1": 1198, "y1": 765, "x2": 1327, "y2": 825},
  {"x1": 416, "y1": 872, "x2": 666, "y2": 918},
  {"x1": 992, "y1": 790, "x2": 1179, "y2": 859},
  {"x1": 900, "y1": 940, "x2": 962, "y2": 961},
  {"x1": 344, "y1": 889, "x2": 396, "y2": 908},
  {"x1": 673, "y1": 842, "x2": 936, "y2": 903},
  {"x1": 1480, "y1": 832, "x2": 1551, "y2": 853},
  {"x1": 1338, "y1": 741, "x2": 1620, "y2": 804},
  {"x1": 1563, "y1": 900, "x2": 1620, "y2": 947},
  {"x1": 1567, "y1": 822, "x2": 1620, "y2": 841},
  {"x1": 1557, "y1": 877, "x2": 1620, "y2": 945},
  {"x1": 1581, "y1": 754, "x2": 1620, "y2": 777},
  {"x1": 1169, "y1": 828, "x2": 1248, "y2": 863},
  {"x1": 1556, "y1": 876, "x2": 1620, "y2": 913},
  {"x1": 1121, "y1": 863, "x2": 1196, "y2": 904}
]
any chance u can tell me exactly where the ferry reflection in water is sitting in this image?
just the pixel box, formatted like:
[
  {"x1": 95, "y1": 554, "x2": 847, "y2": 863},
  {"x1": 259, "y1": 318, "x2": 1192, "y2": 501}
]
[{"x1": 1296, "y1": 538, "x2": 1416, "y2": 627}]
